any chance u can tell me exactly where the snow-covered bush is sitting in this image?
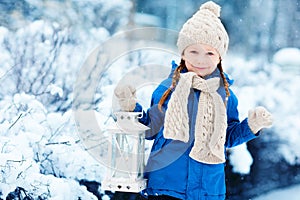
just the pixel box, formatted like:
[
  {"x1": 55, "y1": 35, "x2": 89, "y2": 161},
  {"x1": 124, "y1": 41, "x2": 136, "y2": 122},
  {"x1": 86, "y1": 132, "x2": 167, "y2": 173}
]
[
  {"x1": 0, "y1": 20, "x2": 108, "y2": 112},
  {"x1": 0, "y1": 1, "x2": 132, "y2": 199},
  {"x1": 225, "y1": 50, "x2": 300, "y2": 173},
  {"x1": 0, "y1": 0, "x2": 131, "y2": 112},
  {"x1": 0, "y1": 93, "x2": 109, "y2": 199}
]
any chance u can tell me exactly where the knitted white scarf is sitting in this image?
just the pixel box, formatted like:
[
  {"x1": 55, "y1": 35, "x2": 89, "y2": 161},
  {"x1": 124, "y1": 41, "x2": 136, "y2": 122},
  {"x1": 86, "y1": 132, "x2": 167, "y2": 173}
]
[{"x1": 164, "y1": 72, "x2": 227, "y2": 164}]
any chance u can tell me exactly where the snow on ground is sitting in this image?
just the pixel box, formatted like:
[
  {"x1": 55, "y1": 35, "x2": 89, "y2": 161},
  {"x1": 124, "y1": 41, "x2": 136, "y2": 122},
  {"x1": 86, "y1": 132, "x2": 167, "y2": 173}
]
[
  {"x1": 0, "y1": 92, "x2": 107, "y2": 199},
  {"x1": 254, "y1": 184, "x2": 300, "y2": 200}
]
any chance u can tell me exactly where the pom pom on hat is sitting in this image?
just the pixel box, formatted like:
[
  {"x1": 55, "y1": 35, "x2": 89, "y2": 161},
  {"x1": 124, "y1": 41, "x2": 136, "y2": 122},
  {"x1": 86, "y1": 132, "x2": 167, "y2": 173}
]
[
  {"x1": 200, "y1": 1, "x2": 221, "y2": 17},
  {"x1": 177, "y1": 1, "x2": 229, "y2": 58}
]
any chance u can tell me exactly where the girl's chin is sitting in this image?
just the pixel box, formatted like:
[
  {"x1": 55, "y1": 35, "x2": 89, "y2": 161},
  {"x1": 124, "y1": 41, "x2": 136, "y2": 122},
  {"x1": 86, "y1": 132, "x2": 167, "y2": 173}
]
[{"x1": 192, "y1": 70, "x2": 209, "y2": 77}]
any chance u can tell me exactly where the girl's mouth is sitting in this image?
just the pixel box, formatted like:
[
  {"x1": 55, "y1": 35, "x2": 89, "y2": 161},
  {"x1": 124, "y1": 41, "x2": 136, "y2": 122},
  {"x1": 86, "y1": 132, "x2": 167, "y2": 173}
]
[{"x1": 192, "y1": 65, "x2": 208, "y2": 70}]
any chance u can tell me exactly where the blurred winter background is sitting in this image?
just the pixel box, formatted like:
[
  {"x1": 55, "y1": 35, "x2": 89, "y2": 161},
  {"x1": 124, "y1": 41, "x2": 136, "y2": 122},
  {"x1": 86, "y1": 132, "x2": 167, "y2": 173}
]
[{"x1": 0, "y1": 0, "x2": 300, "y2": 199}]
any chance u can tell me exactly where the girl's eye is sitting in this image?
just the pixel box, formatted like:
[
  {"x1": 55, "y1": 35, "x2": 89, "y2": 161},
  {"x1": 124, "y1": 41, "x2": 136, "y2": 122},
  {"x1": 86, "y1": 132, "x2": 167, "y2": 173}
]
[
  {"x1": 189, "y1": 50, "x2": 198, "y2": 54},
  {"x1": 207, "y1": 52, "x2": 215, "y2": 56}
]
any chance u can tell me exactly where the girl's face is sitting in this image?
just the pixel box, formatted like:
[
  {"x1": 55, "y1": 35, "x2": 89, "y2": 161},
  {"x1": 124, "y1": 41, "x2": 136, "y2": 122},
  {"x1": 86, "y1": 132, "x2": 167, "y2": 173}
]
[{"x1": 182, "y1": 43, "x2": 220, "y2": 77}]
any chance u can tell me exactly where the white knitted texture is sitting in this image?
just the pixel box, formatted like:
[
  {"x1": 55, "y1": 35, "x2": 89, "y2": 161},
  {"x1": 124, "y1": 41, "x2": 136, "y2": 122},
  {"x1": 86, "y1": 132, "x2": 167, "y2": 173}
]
[
  {"x1": 248, "y1": 106, "x2": 273, "y2": 133},
  {"x1": 200, "y1": 1, "x2": 221, "y2": 17},
  {"x1": 164, "y1": 74, "x2": 191, "y2": 143},
  {"x1": 164, "y1": 72, "x2": 227, "y2": 164},
  {"x1": 176, "y1": 1, "x2": 229, "y2": 57}
]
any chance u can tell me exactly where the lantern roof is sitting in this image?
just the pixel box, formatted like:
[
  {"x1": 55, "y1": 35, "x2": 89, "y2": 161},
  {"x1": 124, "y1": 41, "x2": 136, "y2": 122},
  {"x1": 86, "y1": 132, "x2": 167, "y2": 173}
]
[{"x1": 107, "y1": 112, "x2": 149, "y2": 133}]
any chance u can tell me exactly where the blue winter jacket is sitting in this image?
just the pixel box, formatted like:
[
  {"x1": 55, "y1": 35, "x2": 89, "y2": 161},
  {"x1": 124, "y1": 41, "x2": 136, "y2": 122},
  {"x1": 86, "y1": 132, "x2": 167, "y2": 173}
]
[{"x1": 134, "y1": 61, "x2": 258, "y2": 200}]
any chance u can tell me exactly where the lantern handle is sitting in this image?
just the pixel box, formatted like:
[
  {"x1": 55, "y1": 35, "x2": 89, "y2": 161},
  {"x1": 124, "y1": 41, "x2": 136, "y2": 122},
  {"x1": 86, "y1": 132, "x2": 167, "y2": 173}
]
[{"x1": 136, "y1": 112, "x2": 144, "y2": 119}]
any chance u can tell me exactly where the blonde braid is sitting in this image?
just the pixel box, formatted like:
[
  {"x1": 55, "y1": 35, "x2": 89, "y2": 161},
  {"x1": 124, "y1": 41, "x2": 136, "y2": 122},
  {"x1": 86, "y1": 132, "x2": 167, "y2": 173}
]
[
  {"x1": 217, "y1": 60, "x2": 230, "y2": 102},
  {"x1": 158, "y1": 59, "x2": 186, "y2": 111}
]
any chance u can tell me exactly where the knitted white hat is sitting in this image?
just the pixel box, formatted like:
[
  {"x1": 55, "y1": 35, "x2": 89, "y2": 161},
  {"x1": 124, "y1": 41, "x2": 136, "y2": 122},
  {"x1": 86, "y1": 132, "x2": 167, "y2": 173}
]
[{"x1": 177, "y1": 1, "x2": 229, "y2": 58}]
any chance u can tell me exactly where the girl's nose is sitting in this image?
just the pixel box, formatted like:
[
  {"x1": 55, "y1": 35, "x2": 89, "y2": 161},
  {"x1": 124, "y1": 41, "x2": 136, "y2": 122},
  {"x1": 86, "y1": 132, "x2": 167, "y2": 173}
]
[{"x1": 196, "y1": 55, "x2": 208, "y2": 65}]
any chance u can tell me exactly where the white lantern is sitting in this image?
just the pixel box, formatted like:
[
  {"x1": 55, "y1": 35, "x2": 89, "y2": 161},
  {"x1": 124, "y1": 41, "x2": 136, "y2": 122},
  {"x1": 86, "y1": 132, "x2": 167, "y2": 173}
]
[{"x1": 102, "y1": 112, "x2": 149, "y2": 193}]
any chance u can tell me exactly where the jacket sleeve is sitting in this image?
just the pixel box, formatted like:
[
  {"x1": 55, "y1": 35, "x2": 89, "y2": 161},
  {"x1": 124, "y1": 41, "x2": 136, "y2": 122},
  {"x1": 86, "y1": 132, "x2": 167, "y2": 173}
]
[
  {"x1": 225, "y1": 89, "x2": 259, "y2": 148},
  {"x1": 134, "y1": 80, "x2": 171, "y2": 140}
]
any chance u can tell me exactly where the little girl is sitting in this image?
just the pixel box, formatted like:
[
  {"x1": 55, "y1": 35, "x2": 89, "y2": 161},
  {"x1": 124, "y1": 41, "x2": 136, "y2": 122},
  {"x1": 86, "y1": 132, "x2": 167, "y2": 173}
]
[{"x1": 114, "y1": 1, "x2": 272, "y2": 199}]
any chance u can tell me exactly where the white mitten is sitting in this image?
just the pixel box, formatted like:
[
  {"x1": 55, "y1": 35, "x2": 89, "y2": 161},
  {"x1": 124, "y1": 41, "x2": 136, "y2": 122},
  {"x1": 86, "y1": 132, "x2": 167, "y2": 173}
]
[
  {"x1": 248, "y1": 106, "x2": 273, "y2": 133},
  {"x1": 114, "y1": 84, "x2": 136, "y2": 111}
]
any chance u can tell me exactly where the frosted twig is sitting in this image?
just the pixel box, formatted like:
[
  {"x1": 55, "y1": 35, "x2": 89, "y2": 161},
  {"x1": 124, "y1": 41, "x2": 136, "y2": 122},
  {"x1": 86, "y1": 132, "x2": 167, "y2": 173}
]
[
  {"x1": 8, "y1": 113, "x2": 23, "y2": 130},
  {"x1": 45, "y1": 141, "x2": 71, "y2": 146}
]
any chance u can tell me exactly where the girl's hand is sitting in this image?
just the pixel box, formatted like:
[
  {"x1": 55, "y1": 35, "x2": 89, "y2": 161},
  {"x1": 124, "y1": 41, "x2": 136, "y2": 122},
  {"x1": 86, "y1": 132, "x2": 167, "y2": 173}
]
[
  {"x1": 248, "y1": 106, "x2": 273, "y2": 134},
  {"x1": 114, "y1": 84, "x2": 136, "y2": 111}
]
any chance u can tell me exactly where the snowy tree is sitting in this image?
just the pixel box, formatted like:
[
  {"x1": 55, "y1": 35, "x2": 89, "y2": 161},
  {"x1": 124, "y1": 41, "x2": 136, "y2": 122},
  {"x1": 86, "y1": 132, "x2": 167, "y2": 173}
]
[{"x1": 0, "y1": 0, "x2": 131, "y2": 199}]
